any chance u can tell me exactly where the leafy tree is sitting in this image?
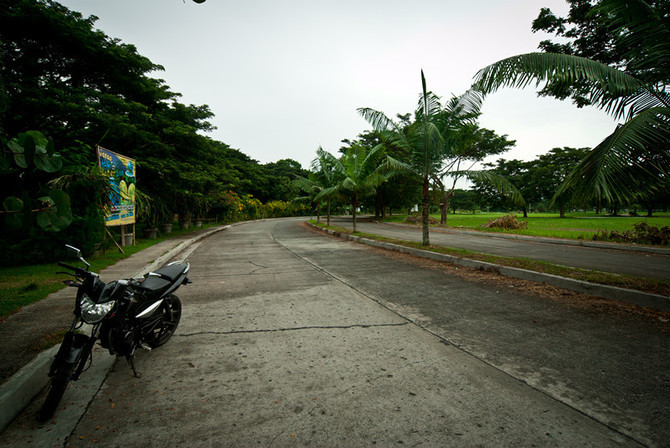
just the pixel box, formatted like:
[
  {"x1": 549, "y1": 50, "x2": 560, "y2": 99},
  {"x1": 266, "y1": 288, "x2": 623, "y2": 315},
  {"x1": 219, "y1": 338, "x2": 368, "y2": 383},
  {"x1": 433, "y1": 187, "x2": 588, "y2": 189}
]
[
  {"x1": 0, "y1": 0, "x2": 312, "y2": 263},
  {"x1": 472, "y1": 159, "x2": 532, "y2": 214},
  {"x1": 433, "y1": 120, "x2": 516, "y2": 223},
  {"x1": 474, "y1": 147, "x2": 589, "y2": 216},
  {"x1": 259, "y1": 159, "x2": 308, "y2": 203},
  {"x1": 474, "y1": 0, "x2": 670, "y2": 208},
  {"x1": 450, "y1": 189, "x2": 479, "y2": 214}
]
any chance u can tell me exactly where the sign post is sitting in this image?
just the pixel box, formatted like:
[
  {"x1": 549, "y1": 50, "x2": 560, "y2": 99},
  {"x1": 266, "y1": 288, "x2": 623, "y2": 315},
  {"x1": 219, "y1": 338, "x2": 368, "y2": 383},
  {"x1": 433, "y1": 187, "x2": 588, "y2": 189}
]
[{"x1": 97, "y1": 146, "x2": 136, "y2": 247}]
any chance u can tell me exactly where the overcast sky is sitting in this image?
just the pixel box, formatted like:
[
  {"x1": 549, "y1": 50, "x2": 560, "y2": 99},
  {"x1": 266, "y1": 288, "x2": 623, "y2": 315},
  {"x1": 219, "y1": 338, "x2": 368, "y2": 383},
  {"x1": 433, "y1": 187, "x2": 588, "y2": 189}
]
[{"x1": 57, "y1": 0, "x2": 618, "y2": 170}]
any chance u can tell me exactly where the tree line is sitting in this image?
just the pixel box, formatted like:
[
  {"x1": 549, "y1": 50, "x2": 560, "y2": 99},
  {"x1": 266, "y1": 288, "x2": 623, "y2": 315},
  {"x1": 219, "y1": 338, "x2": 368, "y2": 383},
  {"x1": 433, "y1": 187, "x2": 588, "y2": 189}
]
[
  {"x1": 2, "y1": 0, "x2": 668, "y2": 262},
  {"x1": 0, "y1": 0, "x2": 308, "y2": 265}
]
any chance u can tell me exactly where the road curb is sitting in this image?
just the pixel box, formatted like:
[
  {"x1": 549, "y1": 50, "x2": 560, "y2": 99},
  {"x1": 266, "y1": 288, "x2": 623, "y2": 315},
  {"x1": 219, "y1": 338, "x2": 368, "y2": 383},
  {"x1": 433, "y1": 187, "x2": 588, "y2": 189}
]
[
  {"x1": 0, "y1": 225, "x2": 228, "y2": 435},
  {"x1": 308, "y1": 223, "x2": 670, "y2": 313},
  {"x1": 0, "y1": 345, "x2": 59, "y2": 433},
  {"x1": 138, "y1": 225, "x2": 228, "y2": 275}
]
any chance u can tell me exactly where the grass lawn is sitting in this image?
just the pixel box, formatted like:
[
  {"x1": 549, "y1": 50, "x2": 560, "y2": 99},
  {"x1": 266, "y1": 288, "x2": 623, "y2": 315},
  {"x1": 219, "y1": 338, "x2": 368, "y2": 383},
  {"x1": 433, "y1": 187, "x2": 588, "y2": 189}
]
[
  {"x1": 0, "y1": 223, "x2": 220, "y2": 319},
  {"x1": 383, "y1": 212, "x2": 670, "y2": 240}
]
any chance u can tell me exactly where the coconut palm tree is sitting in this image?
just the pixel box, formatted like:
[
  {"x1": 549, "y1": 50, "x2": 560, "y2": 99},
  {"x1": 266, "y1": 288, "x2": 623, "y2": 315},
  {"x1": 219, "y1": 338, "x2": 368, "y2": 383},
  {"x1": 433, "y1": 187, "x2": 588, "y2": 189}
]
[
  {"x1": 473, "y1": 0, "x2": 670, "y2": 208},
  {"x1": 311, "y1": 147, "x2": 339, "y2": 227},
  {"x1": 359, "y1": 71, "x2": 521, "y2": 244},
  {"x1": 319, "y1": 144, "x2": 396, "y2": 233}
]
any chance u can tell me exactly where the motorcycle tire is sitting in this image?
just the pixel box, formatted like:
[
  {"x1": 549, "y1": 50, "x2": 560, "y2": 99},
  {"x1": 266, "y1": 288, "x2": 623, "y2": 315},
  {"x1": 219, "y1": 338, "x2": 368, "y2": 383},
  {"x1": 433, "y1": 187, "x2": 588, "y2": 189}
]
[
  {"x1": 146, "y1": 294, "x2": 182, "y2": 348},
  {"x1": 39, "y1": 361, "x2": 75, "y2": 421}
]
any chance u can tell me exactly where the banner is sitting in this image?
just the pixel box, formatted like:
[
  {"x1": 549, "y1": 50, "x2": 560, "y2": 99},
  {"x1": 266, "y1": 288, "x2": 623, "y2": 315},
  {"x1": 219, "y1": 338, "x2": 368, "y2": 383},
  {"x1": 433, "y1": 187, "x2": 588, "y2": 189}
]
[{"x1": 97, "y1": 146, "x2": 136, "y2": 226}]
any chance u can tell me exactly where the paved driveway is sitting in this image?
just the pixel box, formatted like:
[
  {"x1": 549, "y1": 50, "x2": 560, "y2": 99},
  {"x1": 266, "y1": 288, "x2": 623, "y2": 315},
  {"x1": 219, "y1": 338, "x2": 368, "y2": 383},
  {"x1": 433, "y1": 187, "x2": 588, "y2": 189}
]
[{"x1": 2, "y1": 219, "x2": 667, "y2": 447}]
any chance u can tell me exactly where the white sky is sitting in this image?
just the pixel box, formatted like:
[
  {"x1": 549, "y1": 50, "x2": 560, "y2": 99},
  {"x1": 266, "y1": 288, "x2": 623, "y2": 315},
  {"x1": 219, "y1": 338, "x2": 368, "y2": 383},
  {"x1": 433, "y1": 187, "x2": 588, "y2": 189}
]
[{"x1": 57, "y1": 0, "x2": 618, "y2": 170}]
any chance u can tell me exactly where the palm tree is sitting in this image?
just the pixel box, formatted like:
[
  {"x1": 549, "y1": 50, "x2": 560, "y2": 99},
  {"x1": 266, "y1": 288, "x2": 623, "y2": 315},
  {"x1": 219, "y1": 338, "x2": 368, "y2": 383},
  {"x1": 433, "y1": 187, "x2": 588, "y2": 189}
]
[
  {"x1": 311, "y1": 147, "x2": 339, "y2": 227},
  {"x1": 319, "y1": 144, "x2": 395, "y2": 233},
  {"x1": 473, "y1": 0, "x2": 670, "y2": 208},
  {"x1": 359, "y1": 71, "x2": 521, "y2": 244},
  {"x1": 293, "y1": 174, "x2": 324, "y2": 222}
]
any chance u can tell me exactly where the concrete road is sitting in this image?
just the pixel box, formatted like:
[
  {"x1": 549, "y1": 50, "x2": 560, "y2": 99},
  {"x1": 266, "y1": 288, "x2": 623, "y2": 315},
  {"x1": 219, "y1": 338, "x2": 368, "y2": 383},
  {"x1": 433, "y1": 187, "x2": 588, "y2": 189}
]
[
  {"x1": 333, "y1": 217, "x2": 670, "y2": 281},
  {"x1": 3, "y1": 219, "x2": 668, "y2": 447}
]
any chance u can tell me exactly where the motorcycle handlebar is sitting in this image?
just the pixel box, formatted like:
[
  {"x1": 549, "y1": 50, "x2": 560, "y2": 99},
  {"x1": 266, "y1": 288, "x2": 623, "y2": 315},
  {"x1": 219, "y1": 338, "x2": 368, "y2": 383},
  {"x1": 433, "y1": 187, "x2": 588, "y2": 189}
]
[
  {"x1": 58, "y1": 262, "x2": 88, "y2": 277},
  {"x1": 58, "y1": 261, "x2": 78, "y2": 271}
]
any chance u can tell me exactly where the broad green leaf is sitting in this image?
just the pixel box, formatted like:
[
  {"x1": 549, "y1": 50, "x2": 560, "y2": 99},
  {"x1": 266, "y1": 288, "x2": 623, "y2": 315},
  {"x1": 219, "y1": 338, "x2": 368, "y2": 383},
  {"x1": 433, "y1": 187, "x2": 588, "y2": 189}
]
[
  {"x1": 35, "y1": 190, "x2": 72, "y2": 232},
  {"x1": 3, "y1": 196, "x2": 24, "y2": 212},
  {"x1": 34, "y1": 152, "x2": 63, "y2": 173}
]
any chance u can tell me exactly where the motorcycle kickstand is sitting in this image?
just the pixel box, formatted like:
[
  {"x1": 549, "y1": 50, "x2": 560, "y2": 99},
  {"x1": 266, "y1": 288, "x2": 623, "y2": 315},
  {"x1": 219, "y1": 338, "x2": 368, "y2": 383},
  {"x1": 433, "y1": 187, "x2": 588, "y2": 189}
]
[{"x1": 126, "y1": 355, "x2": 142, "y2": 378}]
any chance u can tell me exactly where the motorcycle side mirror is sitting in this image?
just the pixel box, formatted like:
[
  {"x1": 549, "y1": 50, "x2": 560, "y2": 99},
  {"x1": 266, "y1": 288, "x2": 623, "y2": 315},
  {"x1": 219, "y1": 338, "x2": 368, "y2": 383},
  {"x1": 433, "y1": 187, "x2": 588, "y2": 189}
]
[
  {"x1": 65, "y1": 244, "x2": 90, "y2": 271},
  {"x1": 65, "y1": 244, "x2": 82, "y2": 258}
]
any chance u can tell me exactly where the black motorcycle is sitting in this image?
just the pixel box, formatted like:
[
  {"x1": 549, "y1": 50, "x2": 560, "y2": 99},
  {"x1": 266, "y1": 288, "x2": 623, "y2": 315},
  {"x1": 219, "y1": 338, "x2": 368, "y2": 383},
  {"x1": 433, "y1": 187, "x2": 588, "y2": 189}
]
[{"x1": 40, "y1": 244, "x2": 191, "y2": 420}]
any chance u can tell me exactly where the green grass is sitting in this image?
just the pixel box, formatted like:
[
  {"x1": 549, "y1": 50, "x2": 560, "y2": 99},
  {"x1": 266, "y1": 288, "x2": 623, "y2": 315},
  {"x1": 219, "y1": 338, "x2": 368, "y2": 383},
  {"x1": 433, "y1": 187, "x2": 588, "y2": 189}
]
[
  {"x1": 384, "y1": 212, "x2": 670, "y2": 241},
  {"x1": 309, "y1": 220, "x2": 670, "y2": 296},
  {"x1": 0, "y1": 223, "x2": 220, "y2": 319}
]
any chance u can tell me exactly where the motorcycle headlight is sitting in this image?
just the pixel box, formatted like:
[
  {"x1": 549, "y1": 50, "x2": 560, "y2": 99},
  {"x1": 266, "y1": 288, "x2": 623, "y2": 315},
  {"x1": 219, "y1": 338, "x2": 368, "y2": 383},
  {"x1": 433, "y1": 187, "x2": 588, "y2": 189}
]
[{"x1": 80, "y1": 294, "x2": 115, "y2": 324}]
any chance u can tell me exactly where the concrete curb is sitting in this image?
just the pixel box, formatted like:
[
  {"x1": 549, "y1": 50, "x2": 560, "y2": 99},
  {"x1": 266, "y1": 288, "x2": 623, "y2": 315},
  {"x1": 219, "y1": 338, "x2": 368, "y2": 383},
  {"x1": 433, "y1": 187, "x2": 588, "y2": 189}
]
[
  {"x1": 0, "y1": 345, "x2": 59, "y2": 433},
  {"x1": 138, "y1": 225, "x2": 228, "y2": 275},
  {"x1": 0, "y1": 225, "x2": 228, "y2": 434},
  {"x1": 309, "y1": 223, "x2": 670, "y2": 313}
]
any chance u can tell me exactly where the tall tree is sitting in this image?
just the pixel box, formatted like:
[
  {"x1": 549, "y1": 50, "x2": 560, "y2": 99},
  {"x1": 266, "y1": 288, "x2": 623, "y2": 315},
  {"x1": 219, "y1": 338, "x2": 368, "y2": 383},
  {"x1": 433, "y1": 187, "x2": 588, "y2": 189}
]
[
  {"x1": 360, "y1": 71, "x2": 519, "y2": 244},
  {"x1": 359, "y1": 72, "x2": 477, "y2": 245},
  {"x1": 474, "y1": 0, "x2": 670, "y2": 208},
  {"x1": 434, "y1": 120, "x2": 516, "y2": 223},
  {"x1": 311, "y1": 148, "x2": 339, "y2": 226}
]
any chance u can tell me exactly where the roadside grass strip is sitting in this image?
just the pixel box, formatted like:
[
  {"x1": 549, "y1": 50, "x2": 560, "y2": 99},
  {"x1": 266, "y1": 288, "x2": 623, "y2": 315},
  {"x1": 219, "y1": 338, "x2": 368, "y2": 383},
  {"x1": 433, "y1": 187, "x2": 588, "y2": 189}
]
[{"x1": 309, "y1": 220, "x2": 670, "y2": 297}]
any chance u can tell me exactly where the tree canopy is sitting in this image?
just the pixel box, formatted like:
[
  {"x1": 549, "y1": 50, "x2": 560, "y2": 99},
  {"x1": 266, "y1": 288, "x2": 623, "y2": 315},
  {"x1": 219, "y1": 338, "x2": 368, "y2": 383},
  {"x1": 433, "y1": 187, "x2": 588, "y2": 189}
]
[
  {"x1": 474, "y1": 0, "x2": 670, "y2": 208},
  {"x1": 0, "y1": 0, "x2": 306, "y2": 263}
]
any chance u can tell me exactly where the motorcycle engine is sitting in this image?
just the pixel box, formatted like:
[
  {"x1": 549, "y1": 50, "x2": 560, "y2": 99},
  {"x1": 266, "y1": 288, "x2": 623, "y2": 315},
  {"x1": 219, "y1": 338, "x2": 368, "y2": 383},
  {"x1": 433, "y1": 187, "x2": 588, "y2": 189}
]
[{"x1": 100, "y1": 319, "x2": 136, "y2": 356}]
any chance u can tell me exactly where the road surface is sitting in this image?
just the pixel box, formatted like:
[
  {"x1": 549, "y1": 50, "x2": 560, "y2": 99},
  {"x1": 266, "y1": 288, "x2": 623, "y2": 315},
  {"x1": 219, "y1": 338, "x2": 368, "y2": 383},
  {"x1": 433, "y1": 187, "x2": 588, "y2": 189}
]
[{"x1": 2, "y1": 219, "x2": 668, "y2": 447}]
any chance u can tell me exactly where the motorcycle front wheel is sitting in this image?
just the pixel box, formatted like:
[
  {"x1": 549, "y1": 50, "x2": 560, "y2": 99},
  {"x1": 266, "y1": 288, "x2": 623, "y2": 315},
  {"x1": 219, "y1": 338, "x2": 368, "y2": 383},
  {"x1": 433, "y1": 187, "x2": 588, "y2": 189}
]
[
  {"x1": 39, "y1": 361, "x2": 75, "y2": 421},
  {"x1": 146, "y1": 294, "x2": 182, "y2": 348}
]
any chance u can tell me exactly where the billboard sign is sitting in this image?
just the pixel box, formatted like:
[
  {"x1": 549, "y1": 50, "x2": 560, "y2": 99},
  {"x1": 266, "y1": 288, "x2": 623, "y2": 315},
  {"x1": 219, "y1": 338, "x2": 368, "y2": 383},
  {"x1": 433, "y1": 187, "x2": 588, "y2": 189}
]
[{"x1": 97, "y1": 146, "x2": 136, "y2": 226}]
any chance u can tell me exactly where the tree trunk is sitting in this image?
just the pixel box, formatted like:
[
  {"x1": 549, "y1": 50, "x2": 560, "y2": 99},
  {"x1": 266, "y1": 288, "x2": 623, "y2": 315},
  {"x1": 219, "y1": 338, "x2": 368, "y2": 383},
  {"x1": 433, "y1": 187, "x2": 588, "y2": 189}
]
[
  {"x1": 326, "y1": 199, "x2": 331, "y2": 227},
  {"x1": 352, "y1": 197, "x2": 358, "y2": 233},
  {"x1": 440, "y1": 197, "x2": 447, "y2": 225},
  {"x1": 441, "y1": 190, "x2": 454, "y2": 225},
  {"x1": 422, "y1": 176, "x2": 430, "y2": 246},
  {"x1": 523, "y1": 206, "x2": 528, "y2": 218},
  {"x1": 559, "y1": 206, "x2": 565, "y2": 218}
]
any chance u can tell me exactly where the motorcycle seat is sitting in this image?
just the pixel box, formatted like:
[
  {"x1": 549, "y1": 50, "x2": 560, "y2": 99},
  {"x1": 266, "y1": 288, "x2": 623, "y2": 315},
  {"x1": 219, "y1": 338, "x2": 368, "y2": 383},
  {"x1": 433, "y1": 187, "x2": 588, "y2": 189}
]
[{"x1": 136, "y1": 262, "x2": 188, "y2": 293}]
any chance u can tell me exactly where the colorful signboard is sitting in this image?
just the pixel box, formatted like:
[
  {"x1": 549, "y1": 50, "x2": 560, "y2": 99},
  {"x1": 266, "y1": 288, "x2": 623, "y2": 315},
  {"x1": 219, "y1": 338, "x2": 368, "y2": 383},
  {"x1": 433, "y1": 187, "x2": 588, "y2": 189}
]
[{"x1": 97, "y1": 146, "x2": 136, "y2": 226}]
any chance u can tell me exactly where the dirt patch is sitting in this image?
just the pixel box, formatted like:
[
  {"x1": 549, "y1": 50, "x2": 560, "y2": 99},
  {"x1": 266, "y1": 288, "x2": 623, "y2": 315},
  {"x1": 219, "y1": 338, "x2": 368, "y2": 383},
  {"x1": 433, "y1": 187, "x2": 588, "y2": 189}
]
[{"x1": 377, "y1": 245, "x2": 670, "y2": 331}]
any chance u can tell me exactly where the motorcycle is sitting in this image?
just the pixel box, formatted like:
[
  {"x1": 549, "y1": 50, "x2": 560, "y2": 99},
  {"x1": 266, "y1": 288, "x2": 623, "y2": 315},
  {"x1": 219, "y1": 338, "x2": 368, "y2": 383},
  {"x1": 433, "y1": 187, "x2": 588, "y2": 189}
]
[{"x1": 40, "y1": 244, "x2": 191, "y2": 420}]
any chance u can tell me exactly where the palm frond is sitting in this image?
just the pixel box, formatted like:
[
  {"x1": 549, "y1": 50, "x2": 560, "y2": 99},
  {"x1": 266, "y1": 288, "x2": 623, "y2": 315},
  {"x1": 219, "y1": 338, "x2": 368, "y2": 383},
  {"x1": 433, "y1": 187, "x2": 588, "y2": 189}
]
[
  {"x1": 463, "y1": 170, "x2": 526, "y2": 207},
  {"x1": 357, "y1": 108, "x2": 397, "y2": 133},
  {"x1": 473, "y1": 52, "x2": 659, "y2": 120},
  {"x1": 555, "y1": 107, "x2": 670, "y2": 205}
]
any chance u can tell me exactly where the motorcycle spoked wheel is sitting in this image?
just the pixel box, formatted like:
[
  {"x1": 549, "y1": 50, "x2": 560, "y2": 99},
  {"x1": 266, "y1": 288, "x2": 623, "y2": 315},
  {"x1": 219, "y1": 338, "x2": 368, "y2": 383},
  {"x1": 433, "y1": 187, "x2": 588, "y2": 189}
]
[
  {"x1": 145, "y1": 294, "x2": 182, "y2": 348},
  {"x1": 39, "y1": 361, "x2": 75, "y2": 421}
]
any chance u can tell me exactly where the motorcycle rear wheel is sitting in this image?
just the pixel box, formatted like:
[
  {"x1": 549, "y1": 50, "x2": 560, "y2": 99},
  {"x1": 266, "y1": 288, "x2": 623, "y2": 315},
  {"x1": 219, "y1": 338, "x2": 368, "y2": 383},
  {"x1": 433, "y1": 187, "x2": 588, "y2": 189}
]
[
  {"x1": 39, "y1": 361, "x2": 75, "y2": 421},
  {"x1": 146, "y1": 294, "x2": 182, "y2": 348}
]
